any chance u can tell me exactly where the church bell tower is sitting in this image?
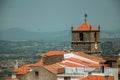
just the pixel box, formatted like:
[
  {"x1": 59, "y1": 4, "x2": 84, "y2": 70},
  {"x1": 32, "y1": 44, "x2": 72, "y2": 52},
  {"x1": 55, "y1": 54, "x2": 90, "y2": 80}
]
[{"x1": 71, "y1": 14, "x2": 101, "y2": 55}]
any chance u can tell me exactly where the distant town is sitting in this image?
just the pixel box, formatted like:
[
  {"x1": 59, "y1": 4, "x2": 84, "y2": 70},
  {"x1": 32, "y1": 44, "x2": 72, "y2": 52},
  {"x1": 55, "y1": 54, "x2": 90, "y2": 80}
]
[{"x1": 0, "y1": 37, "x2": 120, "y2": 80}]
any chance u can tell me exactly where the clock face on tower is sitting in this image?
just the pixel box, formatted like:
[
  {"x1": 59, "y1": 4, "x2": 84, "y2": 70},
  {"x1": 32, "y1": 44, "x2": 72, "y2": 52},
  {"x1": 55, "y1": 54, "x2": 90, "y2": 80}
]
[{"x1": 95, "y1": 43, "x2": 98, "y2": 49}]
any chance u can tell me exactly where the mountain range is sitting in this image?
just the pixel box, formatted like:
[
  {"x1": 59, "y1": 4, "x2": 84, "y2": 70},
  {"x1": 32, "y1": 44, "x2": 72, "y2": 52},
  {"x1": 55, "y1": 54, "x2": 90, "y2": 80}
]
[
  {"x1": 0, "y1": 28, "x2": 119, "y2": 41},
  {"x1": 0, "y1": 28, "x2": 71, "y2": 41}
]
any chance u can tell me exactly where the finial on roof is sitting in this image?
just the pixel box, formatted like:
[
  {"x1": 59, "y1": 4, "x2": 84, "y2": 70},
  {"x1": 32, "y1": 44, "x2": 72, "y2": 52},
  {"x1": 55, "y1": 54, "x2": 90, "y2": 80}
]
[
  {"x1": 71, "y1": 25, "x2": 73, "y2": 30},
  {"x1": 98, "y1": 25, "x2": 100, "y2": 30},
  {"x1": 84, "y1": 13, "x2": 87, "y2": 23},
  {"x1": 90, "y1": 25, "x2": 92, "y2": 30}
]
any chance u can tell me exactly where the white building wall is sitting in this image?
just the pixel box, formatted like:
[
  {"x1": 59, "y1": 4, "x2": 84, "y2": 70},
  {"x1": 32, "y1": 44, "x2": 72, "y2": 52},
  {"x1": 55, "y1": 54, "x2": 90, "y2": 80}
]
[
  {"x1": 57, "y1": 77, "x2": 63, "y2": 80},
  {"x1": 104, "y1": 68, "x2": 118, "y2": 80},
  {"x1": 70, "y1": 78, "x2": 80, "y2": 80},
  {"x1": 65, "y1": 67, "x2": 96, "y2": 74}
]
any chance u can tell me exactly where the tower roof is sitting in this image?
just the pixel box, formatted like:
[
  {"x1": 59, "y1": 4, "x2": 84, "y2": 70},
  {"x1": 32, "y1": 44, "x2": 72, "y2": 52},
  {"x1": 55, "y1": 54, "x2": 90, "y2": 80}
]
[{"x1": 73, "y1": 22, "x2": 98, "y2": 31}]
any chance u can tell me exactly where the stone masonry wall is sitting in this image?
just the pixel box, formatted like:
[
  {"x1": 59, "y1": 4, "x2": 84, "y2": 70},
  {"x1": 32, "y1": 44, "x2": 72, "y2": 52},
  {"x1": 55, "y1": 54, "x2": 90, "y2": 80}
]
[
  {"x1": 71, "y1": 43, "x2": 91, "y2": 52},
  {"x1": 71, "y1": 31, "x2": 100, "y2": 53},
  {"x1": 90, "y1": 31, "x2": 100, "y2": 42},
  {"x1": 72, "y1": 31, "x2": 100, "y2": 42},
  {"x1": 18, "y1": 67, "x2": 57, "y2": 80},
  {"x1": 91, "y1": 43, "x2": 101, "y2": 52},
  {"x1": 42, "y1": 55, "x2": 63, "y2": 65}
]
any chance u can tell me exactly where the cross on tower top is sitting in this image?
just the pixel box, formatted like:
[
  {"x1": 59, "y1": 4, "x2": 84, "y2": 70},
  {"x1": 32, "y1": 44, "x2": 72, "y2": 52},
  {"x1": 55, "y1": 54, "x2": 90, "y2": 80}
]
[{"x1": 84, "y1": 14, "x2": 87, "y2": 22}]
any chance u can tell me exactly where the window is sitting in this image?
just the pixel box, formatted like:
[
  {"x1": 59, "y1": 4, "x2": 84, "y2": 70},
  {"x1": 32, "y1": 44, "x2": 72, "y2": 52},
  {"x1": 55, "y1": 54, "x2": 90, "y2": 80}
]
[
  {"x1": 64, "y1": 77, "x2": 70, "y2": 80},
  {"x1": 118, "y1": 65, "x2": 120, "y2": 67},
  {"x1": 94, "y1": 32, "x2": 97, "y2": 41},
  {"x1": 79, "y1": 33, "x2": 83, "y2": 41},
  {"x1": 35, "y1": 71, "x2": 39, "y2": 76},
  {"x1": 76, "y1": 43, "x2": 78, "y2": 45}
]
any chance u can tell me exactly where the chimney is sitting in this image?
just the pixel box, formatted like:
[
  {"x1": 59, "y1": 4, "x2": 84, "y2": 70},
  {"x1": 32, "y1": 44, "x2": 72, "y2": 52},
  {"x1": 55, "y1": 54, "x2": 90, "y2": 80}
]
[
  {"x1": 101, "y1": 65, "x2": 104, "y2": 73},
  {"x1": 11, "y1": 73, "x2": 16, "y2": 78},
  {"x1": 71, "y1": 25, "x2": 73, "y2": 31}
]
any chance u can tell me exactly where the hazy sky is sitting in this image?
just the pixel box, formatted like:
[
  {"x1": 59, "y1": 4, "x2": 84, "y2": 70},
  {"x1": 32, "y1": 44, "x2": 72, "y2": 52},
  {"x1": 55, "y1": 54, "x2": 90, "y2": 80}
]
[{"x1": 0, "y1": 0, "x2": 120, "y2": 32}]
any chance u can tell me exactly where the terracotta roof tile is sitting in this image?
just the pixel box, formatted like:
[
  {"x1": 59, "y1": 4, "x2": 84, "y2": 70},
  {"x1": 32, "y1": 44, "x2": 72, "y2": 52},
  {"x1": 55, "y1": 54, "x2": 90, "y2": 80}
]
[
  {"x1": 73, "y1": 22, "x2": 98, "y2": 31},
  {"x1": 73, "y1": 52, "x2": 105, "y2": 63},
  {"x1": 59, "y1": 61, "x2": 83, "y2": 67},
  {"x1": 81, "y1": 75, "x2": 114, "y2": 80},
  {"x1": 67, "y1": 57, "x2": 99, "y2": 68},
  {"x1": 43, "y1": 63, "x2": 64, "y2": 74},
  {"x1": 30, "y1": 61, "x2": 43, "y2": 67},
  {"x1": 13, "y1": 61, "x2": 43, "y2": 75},
  {"x1": 12, "y1": 65, "x2": 30, "y2": 75},
  {"x1": 5, "y1": 78, "x2": 18, "y2": 80},
  {"x1": 41, "y1": 51, "x2": 66, "y2": 57}
]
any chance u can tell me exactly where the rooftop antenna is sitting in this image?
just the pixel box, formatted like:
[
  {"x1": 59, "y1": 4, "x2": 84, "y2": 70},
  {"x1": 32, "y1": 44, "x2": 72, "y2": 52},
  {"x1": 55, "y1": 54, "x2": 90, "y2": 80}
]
[{"x1": 84, "y1": 13, "x2": 87, "y2": 23}]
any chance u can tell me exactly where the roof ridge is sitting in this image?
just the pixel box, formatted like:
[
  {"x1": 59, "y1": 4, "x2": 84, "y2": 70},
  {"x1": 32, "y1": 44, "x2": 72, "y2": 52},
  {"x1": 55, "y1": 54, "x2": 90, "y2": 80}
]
[
  {"x1": 41, "y1": 50, "x2": 66, "y2": 57},
  {"x1": 73, "y1": 22, "x2": 98, "y2": 31},
  {"x1": 66, "y1": 57, "x2": 99, "y2": 67},
  {"x1": 72, "y1": 52, "x2": 105, "y2": 63}
]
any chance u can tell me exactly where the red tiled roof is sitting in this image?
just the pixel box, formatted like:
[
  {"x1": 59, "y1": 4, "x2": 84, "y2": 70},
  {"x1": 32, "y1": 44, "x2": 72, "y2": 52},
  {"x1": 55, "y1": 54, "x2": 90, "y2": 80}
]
[
  {"x1": 59, "y1": 61, "x2": 83, "y2": 67},
  {"x1": 73, "y1": 22, "x2": 98, "y2": 31},
  {"x1": 5, "y1": 78, "x2": 18, "y2": 80},
  {"x1": 81, "y1": 75, "x2": 114, "y2": 80},
  {"x1": 13, "y1": 61, "x2": 43, "y2": 75},
  {"x1": 41, "y1": 51, "x2": 66, "y2": 57},
  {"x1": 43, "y1": 63, "x2": 64, "y2": 74},
  {"x1": 73, "y1": 52, "x2": 105, "y2": 63},
  {"x1": 67, "y1": 57, "x2": 99, "y2": 68},
  {"x1": 30, "y1": 61, "x2": 43, "y2": 67},
  {"x1": 12, "y1": 65, "x2": 30, "y2": 75}
]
